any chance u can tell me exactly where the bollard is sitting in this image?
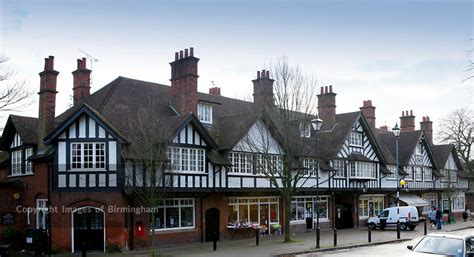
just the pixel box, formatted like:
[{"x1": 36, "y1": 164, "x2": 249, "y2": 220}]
[
  {"x1": 396, "y1": 221, "x2": 400, "y2": 239},
  {"x1": 368, "y1": 227, "x2": 372, "y2": 243},
  {"x1": 333, "y1": 228, "x2": 337, "y2": 247},
  {"x1": 213, "y1": 231, "x2": 217, "y2": 251},
  {"x1": 424, "y1": 220, "x2": 427, "y2": 235},
  {"x1": 255, "y1": 228, "x2": 259, "y2": 246},
  {"x1": 81, "y1": 242, "x2": 87, "y2": 257},
  {"x1": 316, "y1": 226, "x2": 320, "y2": 249}
]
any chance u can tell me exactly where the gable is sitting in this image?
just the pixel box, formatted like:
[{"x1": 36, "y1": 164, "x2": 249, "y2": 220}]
[
  {"x1": 337, "y1": 118, "x2": 379, "y2": 162},
  {"x1": 408, "y1": 136, "x2": 434, "y2": 167},
  {"x1": 445, "y1": 153, "x2": 457, "y2": 170},
  {"x1": 10, "y1": 133, "x2": 22, "y2": 148},
  {"x1": 171, "y1": 123, "x2": 207, "y2": 147},
  {"x1": 233, "y1": 120, "x2": 282, "y2": 154}
]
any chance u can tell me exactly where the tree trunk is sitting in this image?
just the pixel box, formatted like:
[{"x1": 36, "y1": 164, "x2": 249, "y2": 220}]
[
  {"x1": 151, "y1": 212, "x2": 157, "y2": 257},
  {"x1": 283, "y1": 193, "x2": 292, "y2": 242}
]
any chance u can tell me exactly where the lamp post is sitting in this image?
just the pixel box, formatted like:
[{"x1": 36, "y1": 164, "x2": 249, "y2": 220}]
[
  {"x1": 312, "y1": 116, "x2": 323, "y2": 249},
  {"x1": 392, "y1": 123, "x2": 401, "y2": 239}
]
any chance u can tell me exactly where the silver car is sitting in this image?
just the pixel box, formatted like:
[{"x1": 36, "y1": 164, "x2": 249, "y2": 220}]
[{"x1": 405, "y1": 232, "x2": 474, "y2": 257}]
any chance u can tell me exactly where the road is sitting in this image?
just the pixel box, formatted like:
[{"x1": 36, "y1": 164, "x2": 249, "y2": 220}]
[{"x1": 299, "y1": 228, "x2": 474, "y2": 257}]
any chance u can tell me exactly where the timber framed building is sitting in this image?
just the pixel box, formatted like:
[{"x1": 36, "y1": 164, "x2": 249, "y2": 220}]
[{"x1": 0, "y1": 49, "x2": 471, "y2": 252}]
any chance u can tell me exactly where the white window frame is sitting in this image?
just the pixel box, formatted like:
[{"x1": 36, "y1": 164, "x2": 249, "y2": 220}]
[
  {"x1": 423, "y1": 167, "x2": 433, "y2": 181},
  {"x1": 197, "y1": 103, "x2": 213, "y2": 124},
  {"x1": 151, "y1": 198, "x2": 195, "y2": 231},
  {"x1": 302, "y1": 158, "x2": 318, "y2": 177},
  {"x1": 299, "y1": 123, "x2": 311, "y2": 138},
  {"x1": 415, "y1": 166, "x2": 423, "y2": 181},
  {"x1": 331, "y1": 159, "x2": 345, "y2": 178},
  {"x1": 386, "y1": 165, "x2": 398, "y2": 180},
  {"x1": 229, "y1": 151, "x2": 253, "y2": 174},
  {"x1": 25, "y1": 148, "x2": 34, "y2": 174},
  {"x1": 168, "y1": 147, "x2": 205, "y2": 173},
  {"x1": 349, "y1": 132, "x2": 363, "y2": 147},
  {"x1": 36, "y1": 199, "x2": 48, "y2": 229},
  {"x1": 349, "y1": 162, "x2": 376, "y2": 179},
  {"x1": 227, "y1": 197, "x2": 280, "y2": 226},
  {"x1": 11, "y1": 150, "x2": 22, "y2": 176},
  {"x1": 452, "y1": 192, "x2": 465, "y2": 212},
  {"x1": 358, "y1": 195, "x2": 384, "y2": 218},
  {"x1": 291, "y1": 196, "x2": 329, "y2": 223},
  {"x1": 70, "y1": 142, "x2": 106, "y2": 171}
]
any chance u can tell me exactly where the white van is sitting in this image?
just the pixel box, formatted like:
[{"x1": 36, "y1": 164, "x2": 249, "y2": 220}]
[{"x1": 367, "y1": 206, "x2": 419, "y2": 231}]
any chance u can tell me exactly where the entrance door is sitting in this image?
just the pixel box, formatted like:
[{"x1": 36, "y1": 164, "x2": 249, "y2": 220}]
[
  {"x1": 73, "y1": 207, "x2": 104, "y2": 252},
  {"x1": 205, "y1": 208, "x2": 219, "y2": 242}
]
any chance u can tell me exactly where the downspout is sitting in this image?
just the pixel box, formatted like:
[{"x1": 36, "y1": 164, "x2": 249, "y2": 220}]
[{"x1": 47, "y1": 160, "x2": 52, "y2": 255}]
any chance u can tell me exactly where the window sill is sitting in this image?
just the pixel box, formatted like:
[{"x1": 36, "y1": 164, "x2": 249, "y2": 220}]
[
  {"x1": 68, "y1": 169, "x2": 107, "y2": 172},
  {"x1": 8, "y1": 173, "x2": 34, "y2": 178},
  {"x1": 348, "y1": 144, "x2": 363, "y2": 148},
  {"x1": 151, "y1": 227, "x2": 196, "y2": 234},
  {"x1": 290, "y1": 218, "x2": 329, "y2": 224}
]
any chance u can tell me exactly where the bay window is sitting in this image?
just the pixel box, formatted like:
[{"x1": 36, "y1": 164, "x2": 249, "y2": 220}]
[
  {"x1": 349, "y1": 162, "x2": 376, "y2": 179},
  {"x1": 331, "y1": 159, "x2": 345, "y2": 178}
]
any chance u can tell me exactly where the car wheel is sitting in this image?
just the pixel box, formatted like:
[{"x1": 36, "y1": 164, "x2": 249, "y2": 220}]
[
  {"x1": 368, "y1": 223, "x2": 376, "y2": 230},
  {"x1": 409, "y1": 225, "x2": 416, "y2": 231},
  {"x1": 400, "y1": 223, "x2": 407, "y2": 231}
]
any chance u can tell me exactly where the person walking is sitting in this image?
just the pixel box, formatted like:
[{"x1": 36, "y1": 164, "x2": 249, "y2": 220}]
[
  {"x1": 467, "y1": 208, "x2": 471, "y2": 221},
  {"x1": 435, "y1": 208, "x2": 442, "y2": 230},
  {"x1": 428, "y1": 207, "x2": 436, "y2": 228}
]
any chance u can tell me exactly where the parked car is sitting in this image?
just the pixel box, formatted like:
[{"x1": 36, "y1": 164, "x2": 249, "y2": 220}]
[
  {"x1": 405, "y1": 232, "x2": 474, "y2": 257},
  {"x1": 367, "y1": 206, "x2": 419, "y2": 230}
]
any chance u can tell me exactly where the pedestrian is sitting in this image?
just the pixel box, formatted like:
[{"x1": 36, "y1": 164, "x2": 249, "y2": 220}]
[
  {"x1": 467, "y1": 208, "x2": 471, "y2": 221},
  {"x1": 428, "y1": 207, "x2": 436, "y2": 228},
  {"x1": 463, "y1": 211, "x2": 468, "y2": 222},
  {"x1": 435, "y1": 208, "x2": 442, "y2": 230}
]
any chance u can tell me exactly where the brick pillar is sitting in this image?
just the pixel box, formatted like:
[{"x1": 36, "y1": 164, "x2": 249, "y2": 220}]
[
  {"x1": 72, "y1": 57, "x2": 91, "y2": 105},
  {"x1": 38, "y1": 56, "x2": 59, "y2": 148},
  {"x1": 400, "y1": 110, "x2": 415, "y2": 132},
  {"x1": 360, "y1": 100, "x2": 376, "y2": 129},
  {"x1": 170, "y1": 47, "x2": 199, "y2": 114},
  {"x1": 420, "y1": 116, "x2": 433, "y2": 145},
  {"x1": 317, "y1": 85, "x2": 337, "y2": 126},
  {"x1": 252, "y1": 69, "x2": 274, "y2": 108}
]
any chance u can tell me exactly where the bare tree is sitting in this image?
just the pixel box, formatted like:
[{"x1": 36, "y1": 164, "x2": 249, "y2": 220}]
[
  {"x1": 124, "y1": 100, "x2": 171, "y2": 257},
  {"x1": 239, "y1": 57, "x2": 321, "y2": 242},
  {"x1": 0, "y1": 55, "x2": 33, "y2": 111},
  {"x1": 438, "y1": 107, "x2": 473, "y2": 172}
]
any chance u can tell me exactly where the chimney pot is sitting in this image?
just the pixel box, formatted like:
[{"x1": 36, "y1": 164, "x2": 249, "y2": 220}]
[
  {"x1": 190, "y1": 47, "x2": 194, "y2": 57},
  {"x1": 320, "y1": 87, "x2": 324, "y2": 94},
  {"x1": 180, "y1": 50, "x2": 184, "y2": 59},
  {"x1": 266, "y1": 70, "x2": 270, "y2": 78},
  {"x1": 262, "y1": 69, "x2": 266, "y2": 78},
  {"x1": 185, "y1": 48, "x2": 189, "y2": 57},
  {"x1": 410, "y1": 110, "x2": 413, "y2": 116},
  {"x1": 329, "y1": 85, "x2": 333, "y2": 93},
  {"x1": 324, "y1": 86, "x2": 328, "y2": 94},
  {"x1": 175, "y1": 52, "x2": 179, "y2": 61},
  {"x1": 257, "y1": 70, "x2": 261, "y2": 79}
]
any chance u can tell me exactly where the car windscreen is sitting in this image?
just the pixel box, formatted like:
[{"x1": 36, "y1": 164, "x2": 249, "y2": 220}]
[{"x1": 413, "y1": 236, "x2": 464, "y2": 256}]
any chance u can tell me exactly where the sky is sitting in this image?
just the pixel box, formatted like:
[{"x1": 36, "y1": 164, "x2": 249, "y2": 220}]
[{"x1": 1, "y1": 0, "x2": 473, "y2": 142}]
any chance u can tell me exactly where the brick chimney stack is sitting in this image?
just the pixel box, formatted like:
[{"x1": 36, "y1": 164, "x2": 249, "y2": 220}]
[
  {"x1": 400, "y1": 110, "x2": 415, "y2": 132},
  {"x1": 209, "y1": 87, "x2": 221, "y2": 96},
  {"x1": 38, "y1": 56, "x2": 59, "y2": 148},
  {"x1": 170, "y1": 47, "x2": 199, "y2": 114},
  {"x1": 317, "y1": 85, "x2": 337, "y2": 125},
  {"x1": 379, "y1": 125, "x2": 388, "y2": 131},
  {"x1": 72, "y1": 57, "x2": 91, "y2": 105},
  {"x1": 420, "y1": 116, "x2": 433, "y2": 144},
  {"x1": 360, "y1": 100, "x2": 376, "y2": 128},
  {"x1": 252, "y1": 69, "x2": 274, "y2": 108}
]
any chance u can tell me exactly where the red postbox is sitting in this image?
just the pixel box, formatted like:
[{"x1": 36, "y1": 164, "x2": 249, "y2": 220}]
[{"x1": 135, "y1": 221, "x2": 145, "y2": 237}]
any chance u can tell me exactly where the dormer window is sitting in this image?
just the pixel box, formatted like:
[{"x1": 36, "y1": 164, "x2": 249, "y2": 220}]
[
  {"x1": 197, "y1": 103, "x2": 213, "y2": 124},
  {"x1": 300, "y1": 123, "x2": 311, "y2": 138},
  {"x1": 349, "y1": 132, "x2": 362, "y2": 147}
]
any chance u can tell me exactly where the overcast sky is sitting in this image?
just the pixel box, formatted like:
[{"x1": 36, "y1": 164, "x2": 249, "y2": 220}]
[{"x1": 1, "y1": 0, "x2": 472, "y2": 141}]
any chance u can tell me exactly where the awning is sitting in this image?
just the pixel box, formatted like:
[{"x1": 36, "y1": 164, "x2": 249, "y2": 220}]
[{"x1": 399, "y1": 194, "x2": 429, "y2": 207}]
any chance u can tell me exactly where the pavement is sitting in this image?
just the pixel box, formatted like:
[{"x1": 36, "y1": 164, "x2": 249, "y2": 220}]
[{"x1": 57, "y1": 220, "x2": 474, "y2": 257}]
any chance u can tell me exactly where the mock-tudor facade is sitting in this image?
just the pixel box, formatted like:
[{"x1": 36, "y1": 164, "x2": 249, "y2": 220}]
[{"x1": 0, "y1": 49, "x2": 471, "y2": 253}]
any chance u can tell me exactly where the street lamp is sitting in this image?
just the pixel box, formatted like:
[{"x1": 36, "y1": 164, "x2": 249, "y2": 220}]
[
  {"x1": 312, "y1": 116, "x2": 323, "y2": 249},
  {"x1": 392, "y1": 123, "x2": 401, "y2": 239}
]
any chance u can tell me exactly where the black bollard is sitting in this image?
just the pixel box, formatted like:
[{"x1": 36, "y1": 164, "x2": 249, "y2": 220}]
[
  {"x1": 333, "y1": 228, "x2": 337, "y2": 247},
  {"x1": 316, "y1": 226, "x2": 320, "y2": 249},
  {"x1": 255, "y1": 228, "x2": 259, "y2": 246},
  {"x1": 424, "y1": 220, "x2": 427, "y2": 235},
  {"x1": 396, "y1": 221, "x2": 400, "y2": 239},
  {"x1": 213, "y1": 231, "x2": 217, "y2": 251},
  {"x1": 368, "y1": 227, "x2": 372, "y2": 243},
  {"x1": 81, "y1": 242, "x2": 87, "y2": 257}
]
